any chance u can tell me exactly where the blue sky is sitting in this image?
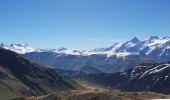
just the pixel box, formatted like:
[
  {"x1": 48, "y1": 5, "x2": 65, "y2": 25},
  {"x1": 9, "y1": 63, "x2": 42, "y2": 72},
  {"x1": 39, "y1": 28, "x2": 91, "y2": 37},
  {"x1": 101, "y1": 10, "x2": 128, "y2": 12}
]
[{"x1": 0, "y1": 0, "x2": 170, "y2": 50}]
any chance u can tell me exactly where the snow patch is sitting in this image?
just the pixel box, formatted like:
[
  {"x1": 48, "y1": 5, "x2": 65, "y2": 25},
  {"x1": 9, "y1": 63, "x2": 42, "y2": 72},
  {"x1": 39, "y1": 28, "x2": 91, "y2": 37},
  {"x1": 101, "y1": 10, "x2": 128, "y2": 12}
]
[{"x1": 139, "y1": 64, "x2": 170, "y2": 79}]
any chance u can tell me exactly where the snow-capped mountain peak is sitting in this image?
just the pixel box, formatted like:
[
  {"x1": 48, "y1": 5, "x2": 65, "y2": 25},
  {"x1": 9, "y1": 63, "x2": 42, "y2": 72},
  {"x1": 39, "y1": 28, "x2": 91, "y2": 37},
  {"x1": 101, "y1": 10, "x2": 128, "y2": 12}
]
[
  {"x1": 129, "y1": 37, "x2": 140, "y2": 43},
  {"x1": 93, "y1": 36, "x2": 170, "y2": 61},
  {"x1": 0, "y1": 43, "x2": 41, "y2": 54},
  {"x1": 54, "y1": 47, "x2": 82, "y2": 55}
]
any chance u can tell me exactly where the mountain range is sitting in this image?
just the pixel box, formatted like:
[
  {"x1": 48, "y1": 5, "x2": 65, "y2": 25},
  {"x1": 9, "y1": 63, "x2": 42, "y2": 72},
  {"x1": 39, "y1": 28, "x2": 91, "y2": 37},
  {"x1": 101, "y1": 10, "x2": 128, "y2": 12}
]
[
  {"x1": 1, "y1": 36, "x2": 169, "y2": 74},
  {"x1": 1, "y1": 36, "x2": 170, "y2": 62}
]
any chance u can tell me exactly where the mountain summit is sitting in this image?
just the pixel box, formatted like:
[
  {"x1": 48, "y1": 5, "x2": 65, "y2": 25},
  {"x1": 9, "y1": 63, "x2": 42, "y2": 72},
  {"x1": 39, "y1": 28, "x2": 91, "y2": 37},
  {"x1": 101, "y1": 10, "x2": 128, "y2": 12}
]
[
  {"x1": 129, "y1": 37, "x2": 140, "y2": 43},
  {"x1": 149, "y1": 36, "x2": 159, "y2": 41}
]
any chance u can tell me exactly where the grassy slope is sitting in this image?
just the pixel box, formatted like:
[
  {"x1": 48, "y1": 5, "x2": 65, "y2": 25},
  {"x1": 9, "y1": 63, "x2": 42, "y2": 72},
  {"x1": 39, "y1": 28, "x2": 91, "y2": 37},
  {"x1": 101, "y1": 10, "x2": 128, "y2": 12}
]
[
  {"x1": 0, "y1": 48, "x2": 82, "y2": 100},
  {"x1": 0, "y1": 65, "x2": 31, "y2": 100},
  {"x1": 72, "y1": 78, "x2": 106, "y2": 90}
]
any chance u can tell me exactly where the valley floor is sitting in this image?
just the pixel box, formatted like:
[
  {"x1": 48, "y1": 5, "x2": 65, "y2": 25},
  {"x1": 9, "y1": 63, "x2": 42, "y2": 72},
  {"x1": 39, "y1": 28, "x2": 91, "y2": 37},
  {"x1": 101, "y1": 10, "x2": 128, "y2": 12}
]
[
  {"x1": 13, "y1": 79, "x2": 170, "y2": 100},
  {"x1": 12, "y1": 89, "x2": 170, "y2": 100}
]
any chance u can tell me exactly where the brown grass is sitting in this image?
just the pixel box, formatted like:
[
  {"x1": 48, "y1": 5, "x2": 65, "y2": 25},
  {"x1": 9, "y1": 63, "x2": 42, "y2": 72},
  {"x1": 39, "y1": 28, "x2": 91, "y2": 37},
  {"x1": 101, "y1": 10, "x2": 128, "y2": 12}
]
[{"x1": 13, "y1": 89, "x2": 170, "y2": 100}]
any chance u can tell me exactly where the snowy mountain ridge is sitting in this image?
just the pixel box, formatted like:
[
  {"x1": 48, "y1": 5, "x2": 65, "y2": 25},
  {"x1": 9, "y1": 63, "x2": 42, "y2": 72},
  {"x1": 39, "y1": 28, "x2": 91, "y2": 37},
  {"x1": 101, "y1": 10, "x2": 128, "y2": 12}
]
[
  {"x1": 0, "y1": 36, "x2": 169, "y2": 60},
  {"x1": 100, "y1": 36, "x2": 170, "y2": 61},
  {"x1": 0, "y1": 44, "x2": 139, "y2": 57},
  {"x1": 0, "y1": 43, "x2": 42, "y2": 54}
]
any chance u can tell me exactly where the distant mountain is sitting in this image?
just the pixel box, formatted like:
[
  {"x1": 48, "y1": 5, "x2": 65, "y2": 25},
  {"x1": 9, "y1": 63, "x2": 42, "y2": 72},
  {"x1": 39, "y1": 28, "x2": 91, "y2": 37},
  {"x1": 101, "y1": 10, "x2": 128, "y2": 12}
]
[
  {"x1": 56, "y1": 69, "x2": 87, "y2": 77},
  {"x1": 87, "y1": 62, "x2": 170, "y2": 94},
  {"x1": 0, "y1": 43, "x2": 42, "y2": 54},
  {"x1": 0, "y1": 48, "x2": 81, "y2": 99},
  {"x1": 24, "y1": 52, "x2": 153, "y2": 73}
]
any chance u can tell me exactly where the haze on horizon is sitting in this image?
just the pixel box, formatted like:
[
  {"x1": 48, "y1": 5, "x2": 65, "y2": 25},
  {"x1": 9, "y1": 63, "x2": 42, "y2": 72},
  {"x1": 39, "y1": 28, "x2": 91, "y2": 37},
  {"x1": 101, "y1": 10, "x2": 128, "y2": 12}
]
[{"x1": 0, "y1": 0, "x2": 170, "y2": 50}]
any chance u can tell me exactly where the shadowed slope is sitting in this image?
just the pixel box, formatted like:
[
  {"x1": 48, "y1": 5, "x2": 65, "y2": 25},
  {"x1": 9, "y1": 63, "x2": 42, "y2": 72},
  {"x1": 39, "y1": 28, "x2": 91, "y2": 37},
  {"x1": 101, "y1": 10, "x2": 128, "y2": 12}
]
[{"x1": 0, "y1": 48, "x2": 81, "y2": 99}]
